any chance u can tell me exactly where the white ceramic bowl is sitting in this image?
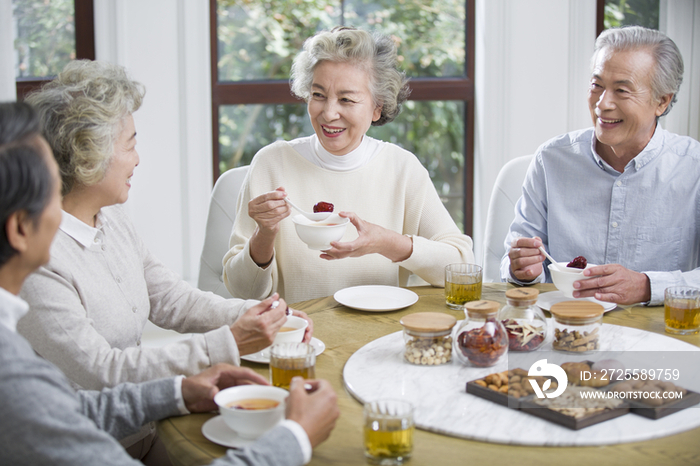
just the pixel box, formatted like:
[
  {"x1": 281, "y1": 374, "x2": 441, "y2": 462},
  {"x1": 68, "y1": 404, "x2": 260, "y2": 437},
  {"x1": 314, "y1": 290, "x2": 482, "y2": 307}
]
[
  {"x1": 548, "y1": 262, "x2": 596, "y2": 298},
  {"x1": 214, "y1": 385, "x2": 288, "y2": 439},
  {"x1": 260, "y1": 315, "x2": 308, "y2": 357},
  {"x1": 291, "y1": 214, "x2": 349, "y2": 250}
]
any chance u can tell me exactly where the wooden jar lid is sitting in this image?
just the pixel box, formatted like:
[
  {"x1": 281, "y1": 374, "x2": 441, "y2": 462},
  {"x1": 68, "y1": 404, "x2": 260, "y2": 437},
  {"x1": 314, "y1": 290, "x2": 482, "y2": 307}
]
[
  {"x1": 400, "y1": 312, "x2": 457, "y2": 333},
  {"x1": 464, "y1": 300, "x2": 500, "y2": 315},
  {"x1": 550, "y1": 301, "x2": 604, "y2": 321},
  {"x1": 505, "y1": 288, "x2": 539, "y2": 302}
]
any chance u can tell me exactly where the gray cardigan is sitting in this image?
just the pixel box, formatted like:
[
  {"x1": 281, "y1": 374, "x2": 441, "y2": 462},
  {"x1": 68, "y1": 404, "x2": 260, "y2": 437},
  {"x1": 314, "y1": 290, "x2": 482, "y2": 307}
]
[
  {"x1": 0, "y1": 324, "x2": 304, "y2": 465},
  {"x1": 18, "y1": 205, "x2": 260, "y2": 391}
]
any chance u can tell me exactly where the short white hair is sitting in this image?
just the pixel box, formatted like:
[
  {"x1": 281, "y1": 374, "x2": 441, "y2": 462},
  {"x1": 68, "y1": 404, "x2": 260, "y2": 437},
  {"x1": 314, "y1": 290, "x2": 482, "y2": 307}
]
[
  {"x1": 592, "y1": 26, "x2": 683, "y2": 117},
  {"x1": 26, "y1": 60, "x2": 144, "y2": 194},
  {"x1": 290, "y1": 27, "x2": 410, "y2": 126}
]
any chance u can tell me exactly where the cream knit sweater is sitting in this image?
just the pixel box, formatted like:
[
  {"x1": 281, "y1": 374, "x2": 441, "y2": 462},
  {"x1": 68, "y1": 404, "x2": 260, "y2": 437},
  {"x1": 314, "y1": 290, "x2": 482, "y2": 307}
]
[{"x1": 223, "y1": 141, "x2": 474, "y2": 304}]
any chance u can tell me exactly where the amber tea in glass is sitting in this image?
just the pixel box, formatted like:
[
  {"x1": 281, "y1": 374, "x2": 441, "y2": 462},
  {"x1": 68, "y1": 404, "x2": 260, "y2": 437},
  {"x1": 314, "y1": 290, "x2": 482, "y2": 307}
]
[
  {"x1": 445, "y1": 263, "x2": 482, "y2": 310},
  {"x1": 363, "y1": 400, "x2": 414, "y2": 465},
  {"x1": 269, "y1": 342, "x2": 315, "y2": 390},
  {"x1": 664, "y1": 286, "x2": 700, "y2": 335}
]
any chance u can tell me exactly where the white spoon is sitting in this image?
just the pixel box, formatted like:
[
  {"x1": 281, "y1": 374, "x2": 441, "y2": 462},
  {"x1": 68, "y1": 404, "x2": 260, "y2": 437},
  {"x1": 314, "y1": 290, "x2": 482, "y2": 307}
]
[
  {"x1": 538, "y1": 246, "x2": 570, "y2": 273},
  {"x1": 285, "y1": 197, "x2": 331, "y2": 221}
]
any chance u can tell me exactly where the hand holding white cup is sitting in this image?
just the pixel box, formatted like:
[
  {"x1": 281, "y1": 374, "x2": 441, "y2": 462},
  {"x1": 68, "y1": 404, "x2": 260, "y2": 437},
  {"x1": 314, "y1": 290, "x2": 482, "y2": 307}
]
[{"x1": 261, "y1": 315, "x2": 309, "y2": 357}]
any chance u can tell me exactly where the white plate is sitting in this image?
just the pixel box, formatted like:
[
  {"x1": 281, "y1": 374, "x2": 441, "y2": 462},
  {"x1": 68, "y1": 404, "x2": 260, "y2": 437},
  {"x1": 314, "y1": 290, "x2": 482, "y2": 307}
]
[
  {"x1": 202, "y1": 415, "x2": 283, "y2": 448},
  {"x1": 240, "y1": 337, "x2": 325, "y2": 364},
  {"x1": 333, "y1": 285, "x2": 419, "y2": 312},
  {"x1": 537, "y1": 290, "x2": 617, "y2": 312}
]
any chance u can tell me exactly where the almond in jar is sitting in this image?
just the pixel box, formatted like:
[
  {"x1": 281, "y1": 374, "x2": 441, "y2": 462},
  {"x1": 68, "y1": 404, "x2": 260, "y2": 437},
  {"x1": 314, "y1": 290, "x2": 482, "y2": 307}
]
[{"x1": 550, "y1": 301, "x2": 604, "y2": 353}]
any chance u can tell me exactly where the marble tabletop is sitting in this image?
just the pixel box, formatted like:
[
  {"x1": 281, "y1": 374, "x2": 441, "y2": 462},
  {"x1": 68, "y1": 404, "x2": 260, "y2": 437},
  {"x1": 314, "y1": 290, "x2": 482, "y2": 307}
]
[{"x1": 343, "y1": 321, "x2": 700, "y2": 446}]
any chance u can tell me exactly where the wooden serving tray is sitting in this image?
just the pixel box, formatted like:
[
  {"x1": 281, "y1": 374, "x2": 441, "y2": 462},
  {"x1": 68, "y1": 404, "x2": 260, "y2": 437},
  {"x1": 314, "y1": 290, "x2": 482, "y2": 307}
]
[
  {"x1": 465, "y1": 380, "x2": 521, "y2": 409},
  {"x1": 599, "y1": 381, "x2": 700, "y2": 420},
  {"x1": 625, "y1": 389, "x2": 700, "y2": 420},
  {"x1": 518, "y1": 398, "x2": 630, "y2": 430}
]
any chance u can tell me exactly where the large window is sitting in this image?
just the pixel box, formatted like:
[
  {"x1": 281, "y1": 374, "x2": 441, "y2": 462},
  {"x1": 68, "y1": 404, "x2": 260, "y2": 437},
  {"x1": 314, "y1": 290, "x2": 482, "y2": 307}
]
[
  {"x1": 12, "y1": 0, "x2": 94, "y2": 99},
  {"x1": 597, "y1": 0, "x2": 660, "y2": 35},
  {"x1": 211, "y1": 0, "x2": 475, "y2": 234}
]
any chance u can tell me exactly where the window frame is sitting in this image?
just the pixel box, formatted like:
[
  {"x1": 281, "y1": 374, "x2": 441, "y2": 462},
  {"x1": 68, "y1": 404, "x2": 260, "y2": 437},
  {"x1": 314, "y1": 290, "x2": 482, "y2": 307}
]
[
  {"x1": 15, "y1": 0, "x2": 95, "y2": 99},
  {"x1": 209, "y1": 0, "x2": 475, "y2": 235},
  {"x1": 596, "y1": 0, "x2": 606, "y2": 36}
]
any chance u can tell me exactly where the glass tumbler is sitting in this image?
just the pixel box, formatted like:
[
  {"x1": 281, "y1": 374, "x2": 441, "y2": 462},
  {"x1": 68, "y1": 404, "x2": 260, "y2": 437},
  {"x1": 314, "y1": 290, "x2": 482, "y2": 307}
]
[
  {"x1": 445, "y1": 263, "x2": 482, "y2": 310},
  {"x1": 269, "y1": 342, "x2": 316, "y2": 390},
  {"x1": 665, "y1": 286, "x2": 700, "y2": 335},
  {"x1": 363, "y1": 399, "x2": 414, "y2": 465}
]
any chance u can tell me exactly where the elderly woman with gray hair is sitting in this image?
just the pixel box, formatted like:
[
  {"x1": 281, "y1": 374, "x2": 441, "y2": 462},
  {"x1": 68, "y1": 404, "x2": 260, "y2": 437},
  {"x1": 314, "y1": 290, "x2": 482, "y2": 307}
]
[
  {"x1": 223, "y1": 27, "x2": 474, "y2": 304},
  {"x1": 18, "y1": 60, "x2": 312, "y2": 463}
]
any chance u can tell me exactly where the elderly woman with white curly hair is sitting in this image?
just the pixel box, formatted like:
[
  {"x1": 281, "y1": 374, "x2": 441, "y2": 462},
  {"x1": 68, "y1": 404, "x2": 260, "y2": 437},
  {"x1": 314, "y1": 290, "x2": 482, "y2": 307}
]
[
  {"x1": 223, "y1": 26, "x2": 474, "y2": 304},
  {"x1": 18, "y1": 60, "x2": 312, "y2": 463}
]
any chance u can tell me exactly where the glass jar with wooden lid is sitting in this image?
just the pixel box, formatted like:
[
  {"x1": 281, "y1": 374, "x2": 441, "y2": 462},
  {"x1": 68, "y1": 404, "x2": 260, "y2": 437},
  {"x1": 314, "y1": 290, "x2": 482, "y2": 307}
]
[
  {"x1": 498, "y1": 288, "x2": 547, "y2": 352},
  {"x1": 455, "y1": 300, "x2": 508, "y2": 367},
  {"x1": 550, "y1": 301, "x2": 604, "y2": 353},
  {"x1": 400, "y1": 312, "x2": 457, "y2": 365}
]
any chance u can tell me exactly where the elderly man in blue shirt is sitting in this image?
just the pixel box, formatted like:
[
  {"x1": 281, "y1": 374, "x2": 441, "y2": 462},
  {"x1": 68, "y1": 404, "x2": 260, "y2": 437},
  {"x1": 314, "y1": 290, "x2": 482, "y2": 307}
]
[{"x1": 502, "y1": 26, "x2": 700, "y2": 306}]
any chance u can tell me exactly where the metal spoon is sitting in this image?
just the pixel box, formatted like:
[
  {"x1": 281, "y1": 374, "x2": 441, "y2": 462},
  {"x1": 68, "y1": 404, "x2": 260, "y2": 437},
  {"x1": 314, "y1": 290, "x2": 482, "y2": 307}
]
[
  {"x1": 285, "y1": 197, "x2": 331, "y2": 221},
  {"x1": 538, "y1": 246, "x2": 569, "y2": 273},
  {"x1": 270, "y1": 300, "x2": 291, "y2": 316}
]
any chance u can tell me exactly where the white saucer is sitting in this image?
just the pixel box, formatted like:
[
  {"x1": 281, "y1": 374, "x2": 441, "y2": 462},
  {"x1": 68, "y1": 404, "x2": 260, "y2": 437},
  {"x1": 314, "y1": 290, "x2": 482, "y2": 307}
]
[
  {"x1": 202, "y1": 415, "x2": 284, "y2": 448},
  {"x1": 333, "y1": 285, "x2": 419, "y2": 312},
  {"x1": 240, "y1": 337, "x2": 326, "y2": 364},
  {"x1": 537, "y1": 290, "x2": 617, "y2": 312}
]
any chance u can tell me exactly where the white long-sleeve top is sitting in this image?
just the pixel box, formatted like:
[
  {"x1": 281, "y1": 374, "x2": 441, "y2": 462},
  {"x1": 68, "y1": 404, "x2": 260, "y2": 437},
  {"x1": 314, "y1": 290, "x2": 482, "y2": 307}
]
[
  {"x1": 18, "y1": 205, "x2": 260, "y2": 391},
  {"x1": 223, "y1": 140, "x2": 474, "y2": 304}
]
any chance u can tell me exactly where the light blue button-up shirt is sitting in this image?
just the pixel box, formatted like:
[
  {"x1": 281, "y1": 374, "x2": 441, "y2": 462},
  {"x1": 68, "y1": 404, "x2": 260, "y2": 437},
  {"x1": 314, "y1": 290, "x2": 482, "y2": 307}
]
[{"x1": 501, "y1": 126, "x2": 700, "y2": 305}]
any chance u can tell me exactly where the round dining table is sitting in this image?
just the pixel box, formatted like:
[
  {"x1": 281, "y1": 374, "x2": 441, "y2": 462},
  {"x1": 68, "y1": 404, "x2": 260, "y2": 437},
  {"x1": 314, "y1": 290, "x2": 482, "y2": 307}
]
[{"x1": 157, "y1": 283, "x2": 700, "y2": 466}]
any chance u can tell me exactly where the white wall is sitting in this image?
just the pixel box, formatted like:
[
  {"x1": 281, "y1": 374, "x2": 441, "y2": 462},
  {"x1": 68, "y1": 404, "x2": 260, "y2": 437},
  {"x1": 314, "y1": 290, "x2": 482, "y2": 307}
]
[
  {"x1": 94, "y1": 0, "x2": 212, "y2": 284},
  {"x1": 660, "y1": 0, "x2": 700, "y2": 141},
  {"x1": 473, "y1": 0, "x2": 596, "y2": 265},
  {"x1": 0, "y1": 0, "x2": 17, "y2": 101}
]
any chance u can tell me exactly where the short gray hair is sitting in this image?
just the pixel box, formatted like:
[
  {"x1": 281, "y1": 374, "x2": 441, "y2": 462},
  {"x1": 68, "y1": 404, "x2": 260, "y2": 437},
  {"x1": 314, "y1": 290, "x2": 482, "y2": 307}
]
[
  {"x1": 26, "y1": 60, "x2": 144, "y2": 195},
  {"x1": 290, "y1": 27, "x2": 410, "y2": 126},
  {"x1": 592, "y1": 26, "x2": 683, "y2": 117}
]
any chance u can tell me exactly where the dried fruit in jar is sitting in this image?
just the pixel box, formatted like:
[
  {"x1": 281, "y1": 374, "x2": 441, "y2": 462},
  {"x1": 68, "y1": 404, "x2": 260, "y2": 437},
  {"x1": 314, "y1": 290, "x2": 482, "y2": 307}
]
[
  {"x1": 567, "y1": 256, "x2": 587, "y2": 269},
  {"x1": 457, "y1": 318, "x2": 508, "y2": 367},
  {"x1": 313, "y1": 201, "x2": 334, "y2": 213}
]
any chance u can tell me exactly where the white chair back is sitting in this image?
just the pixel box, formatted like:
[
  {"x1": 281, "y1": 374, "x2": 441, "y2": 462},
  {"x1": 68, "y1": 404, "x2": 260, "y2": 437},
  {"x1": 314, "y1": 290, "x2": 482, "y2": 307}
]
[
  {"x1": 483, "y1": 155, "x2": 533, "y2": 282},
  {"x1": 198, "y1": 165, "x2": 250, "y2": 298}
]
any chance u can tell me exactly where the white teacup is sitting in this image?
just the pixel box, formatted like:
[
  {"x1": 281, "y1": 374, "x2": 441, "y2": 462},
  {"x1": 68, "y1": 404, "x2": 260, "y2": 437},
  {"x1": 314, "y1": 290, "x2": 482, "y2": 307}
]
[{"x1": 214, "y1": 385, "x2": 287, "y2": 439}]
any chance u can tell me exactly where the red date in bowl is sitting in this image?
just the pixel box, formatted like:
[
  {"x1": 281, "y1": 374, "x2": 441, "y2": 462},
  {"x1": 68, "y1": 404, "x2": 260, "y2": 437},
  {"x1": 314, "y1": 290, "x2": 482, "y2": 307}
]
[{"x1": 313, "y1": 202, "x2": 334, "y2": 213}]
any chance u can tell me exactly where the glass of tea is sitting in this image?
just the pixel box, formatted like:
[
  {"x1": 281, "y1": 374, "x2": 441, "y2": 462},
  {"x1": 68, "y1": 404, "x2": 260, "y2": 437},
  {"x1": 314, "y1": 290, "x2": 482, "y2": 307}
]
[
  {"x1": 363, "y1": 399, "x2": 414, "y2": 465},
  {"x1": 445, "y1": 263, "x2": 482, "y2": 310},
  {"x1": 269, "y1": 342, "x2": 316, "y2": 390},
  {"x1": 664, "y1": 286, "x2": 700, "y2": 335}
]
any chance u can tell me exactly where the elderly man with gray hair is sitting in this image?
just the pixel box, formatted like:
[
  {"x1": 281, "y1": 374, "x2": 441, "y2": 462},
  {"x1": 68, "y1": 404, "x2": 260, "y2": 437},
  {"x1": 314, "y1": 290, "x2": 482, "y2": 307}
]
[{"x1": 502, "y1": 26, "x2": 700, "y2": 306}]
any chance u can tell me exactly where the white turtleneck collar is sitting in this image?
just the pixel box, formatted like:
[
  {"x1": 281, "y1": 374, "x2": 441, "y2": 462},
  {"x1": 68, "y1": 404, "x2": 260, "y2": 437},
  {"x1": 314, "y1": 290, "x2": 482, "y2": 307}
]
[
  {"x1": 289, "y1": 134, "x2": 384, "y2": 171},
  {"x1": 0, "y1": 286, "x2": 30, "y2": 333}
]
